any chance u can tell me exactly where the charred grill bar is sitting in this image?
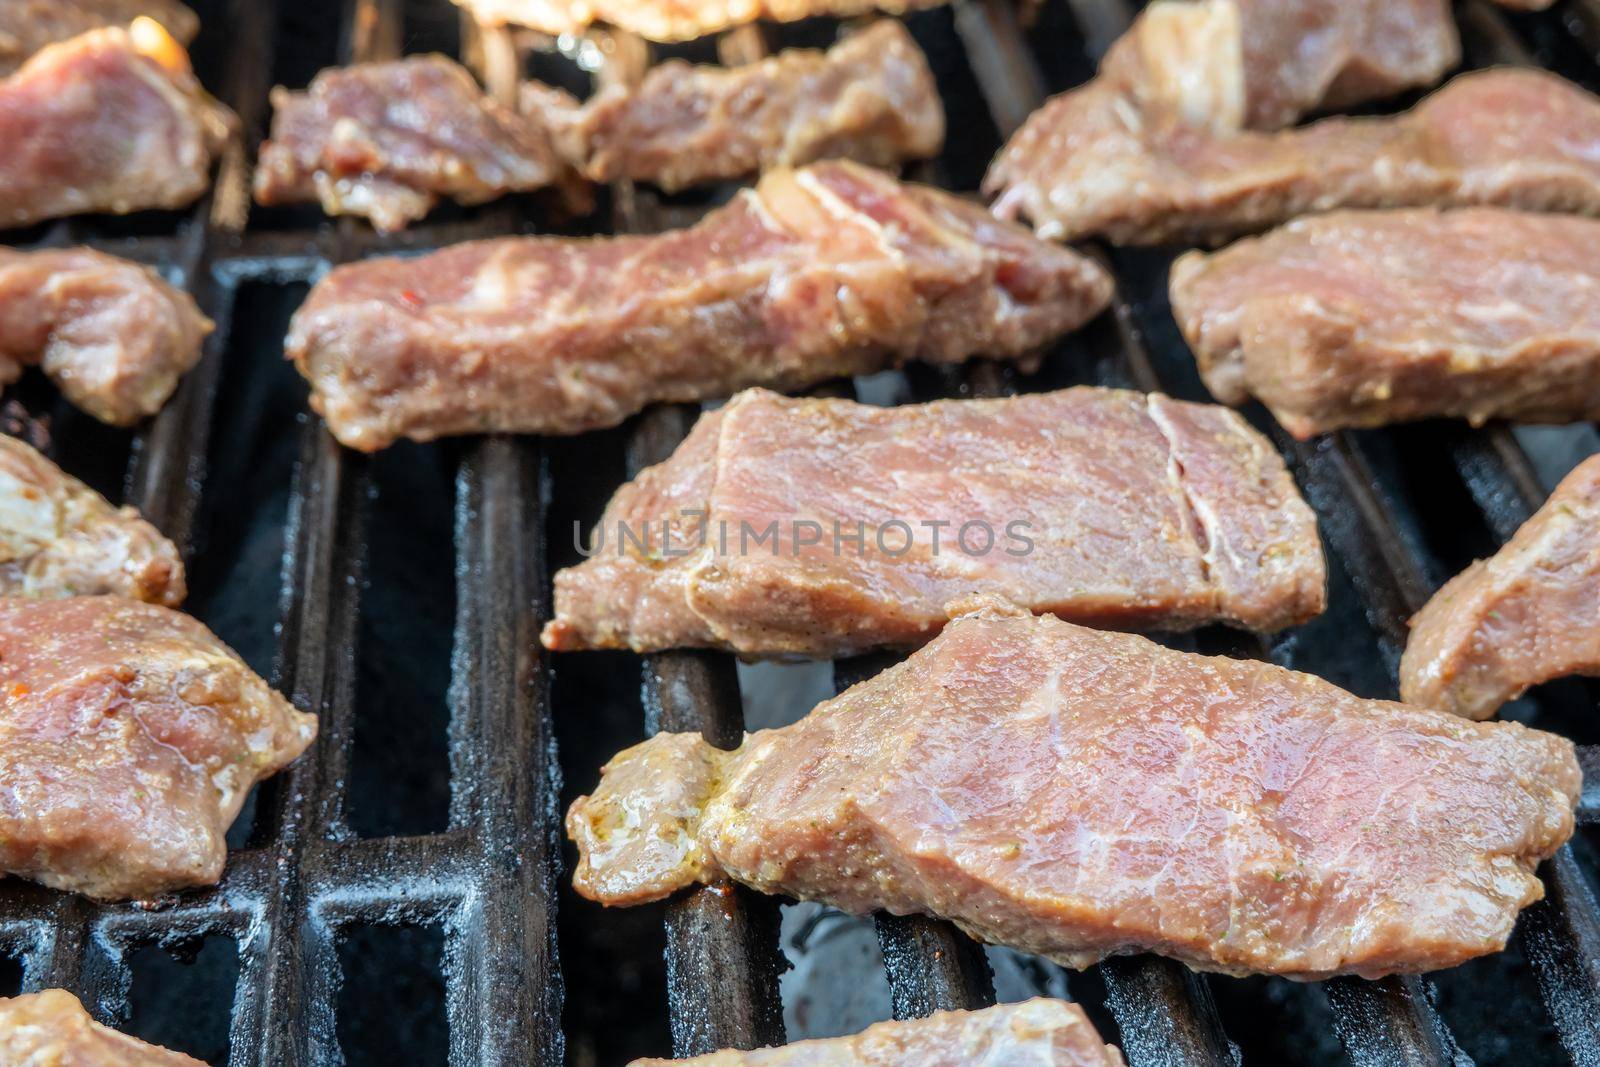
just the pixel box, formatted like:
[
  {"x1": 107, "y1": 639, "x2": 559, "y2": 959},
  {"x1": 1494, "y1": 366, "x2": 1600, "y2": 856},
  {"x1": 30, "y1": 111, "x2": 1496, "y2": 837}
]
[{"x1": 2, "y1": 0, "x2": 1600, "y2": 1064}]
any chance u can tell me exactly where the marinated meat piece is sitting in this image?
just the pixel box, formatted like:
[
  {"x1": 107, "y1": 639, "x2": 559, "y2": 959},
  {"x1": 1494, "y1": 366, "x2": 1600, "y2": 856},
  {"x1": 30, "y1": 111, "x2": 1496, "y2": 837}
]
[
  {"x1": 1169, "y1": 209, "x2": 1600, "y2": 437},
  {"x1": 1402, "y1": 455, "x2": 1600, "y2": 720},
  {"x1": 0, "y1": 434, "x2": 185, "y2": 604},
  {"x1": 630, "y1": 999, "x2": 1123, "y2": 1067},
  {"x1": 0, "y1": 596, "x2": 316, "y2": 900},
  {"x1": 0, "y1": 0, "x2": 197, "y2": 75},
  {"x1": 570, "y1": 601, "x2": 1578, "y2": 979},
  {"x1": 985, "y1": 69, "x2": 1600, "y2": 245},
  {"x1": 0, "y1": 21, "x2": 232, "y2": 227},
  {"x1": 255, "y1": 54, "x2": 574, "y2": 233},
  {"x1": 0, "y1": 989, "x2": 204, "y2": 1066},
  {"x1": 0, "y1": 247, "x2": 213, "y2": 425},
  {"x1": 288, "y1": 160, "x2": 1112, "y2": 450},
  {"x1": 526, "y1": 22, "x2": 943, "y2": 192},
  {"x1": 1101, "y1": 0, "x2": 1458, "y2": 132},
  {"x1": 455, "y1": 0, "x2": 947, "y2": 43},
  {"x1": 543, "y1": 387, "x2": 1324, "y2": 656}
]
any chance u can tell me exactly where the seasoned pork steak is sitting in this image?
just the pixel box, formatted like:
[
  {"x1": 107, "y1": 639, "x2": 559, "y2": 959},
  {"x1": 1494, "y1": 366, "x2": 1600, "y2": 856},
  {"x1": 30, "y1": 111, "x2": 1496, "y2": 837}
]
[
  {"x1": 526, "y1": 22, "x2": 943, "y2": 192},
  {"x1": 0, "y1": 596, "x2": 316, "y2": 900},
  {"x1": 0, "y1": 248, "x2": 212, "y2": 425},
  {"x1": 0, "y1": 989, "x2": 204, "y2": 1065},
  {"x1": 0, "y1": 21, "x2": 231, "y2": 228},
  {"x1": 1169, "y1": 209, "x2": 1600, "y2": 437},
  {"x1": 454, "y1": 0, "x2": 946, "y2": 43},
  {"x1": 0, "y1": 0, "x2": 197, "y2": 75},
  {"x1": 255, "y1": 54, "x2": 573, "y2": 233},
  {"x1": 985, "y1": 69, "x2": 1600, "y2": 245},
  {"x1": 570, "y1": 601, "x2": 1578, "y2": 979},
  {"x1": 288, "y1": 160, "x2": 1113, "y2": 450},
  {"x1": 630, "y1": 1000, "x2": 1123, "y2": 1066},
  {"x1": 0, "y1": 434, "x2": 185, "y2": 604},
  {"x1": 544, "y1": 388, "x2": 1324, "y2": 656},
  {"x1": 1101, "y1": 0, "x2": 1458, "y2": 131},
  {"x1": 1402, "y1": 455, "x2": 1600, "y2": 720}
]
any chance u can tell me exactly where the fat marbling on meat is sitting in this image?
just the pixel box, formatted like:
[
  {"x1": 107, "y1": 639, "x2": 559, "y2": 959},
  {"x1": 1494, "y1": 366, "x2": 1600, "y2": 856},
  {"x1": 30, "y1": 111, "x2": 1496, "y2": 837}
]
[
  {"x1": 629, "y1": 1000, "x2": 1123, "y2": 1066},
  {"x1": 1169, "y1": 208, "x2": 1600, "y2": 437},
  {"x1": 0, "y1": 433, "x2": 185, "y2": 604},
  {"x1": 0, "y1": 20, "x2": 232, "y2": 228},
  {"x1": 1402, "y1": 455, "x2": 1600, "y2": 720},
  {"x1": 0, "y1": 247, "x2": 213, "y2": 425},
  {"x1": 287, "y1": 160, "x2": 1113, "y2": 451},
  {"x1": 543, "y1": 387, "x2": 1324, "y2": 657},
  {"x1": 255, "y1": 54, "x2": 575, "y2": 233},
  {"x1": 454, "y1": 0, "x2": 947, "y2": 43},
  {"x1": 0, "y1": 596, "x2": 316, "y2": 900},
  {"x1": 569, "y1": 600, "x2": 1578, "y2": 979},
  {"x1": 985, "y1": 69, "x2": 1600, "y2": 245},
  {"x1": 523, "y1": 21, "x2": 943, "y2": 193},
  {"x1": 0, "y1": 989, "x2": 204, "y2": 1065},
  {"x1": 0, "y1": 0, "x2": 198, "y2": 76}
]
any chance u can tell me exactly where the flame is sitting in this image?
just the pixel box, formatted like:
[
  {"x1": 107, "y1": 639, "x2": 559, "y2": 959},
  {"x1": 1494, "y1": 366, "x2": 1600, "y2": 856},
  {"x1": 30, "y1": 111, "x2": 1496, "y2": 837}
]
[{"x1": 128, "y1": 16, "x2": 191, "y2": 75}]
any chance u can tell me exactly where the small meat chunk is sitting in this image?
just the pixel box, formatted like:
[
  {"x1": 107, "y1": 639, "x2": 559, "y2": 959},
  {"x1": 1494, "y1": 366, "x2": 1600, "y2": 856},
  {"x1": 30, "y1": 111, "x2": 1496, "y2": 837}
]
[
  {"x1": 0, "y1": 0, "x2": 198, "y2": 75},
  {"x1": 0, "y1": 21, "x2": 232, "y2": 227},
  {"x1": 1402, "y1": 455, "x2": 1600, "y2": 720},
  {"x1": 454, "y1": 0, "x2": 947, "y2": 44},
  {"x1": 254, "y1": 54, "x2": 573, "y2": 233},
  {"x1": 0, "y1": 596, "x2": 316, "y2": 900},
  {"x1": 0, "y1": 434, "x2": 185, "y2": 604},
  {"x1": 629, "y1": 999, "x2": 1123, "y2": 1066},
  {"x1": 0, "y1": 989, "x2": 204, "y2": 1066},
  {"x1": 525, "y1": 21, "x2": 943, "y2": 192},
  {"x1": 985, "y1": 69, "x2": 1600, "y2": 245},
  {"x1": 570, "y1": 601, "x2": 1578, "y2": 979},
  {"x1": 0, "y1": 248, "x2": 212, "y2": 425},
  {"x1": 1168, "y1": 209, "x2": 1600, "y2": 437},
  {"x1": 544, "y1": 387, "x2": 1324, "y2": 656},
  {"x1": 287, "y1": 160, "x2": 1112, "y2": 450}
]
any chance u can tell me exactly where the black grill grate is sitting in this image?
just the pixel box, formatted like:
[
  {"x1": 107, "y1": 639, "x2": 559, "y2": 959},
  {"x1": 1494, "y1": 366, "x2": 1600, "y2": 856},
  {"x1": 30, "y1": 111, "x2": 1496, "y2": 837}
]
[{"x1": 2, "y1": 0, "x2": 1600, "y2": 1064}]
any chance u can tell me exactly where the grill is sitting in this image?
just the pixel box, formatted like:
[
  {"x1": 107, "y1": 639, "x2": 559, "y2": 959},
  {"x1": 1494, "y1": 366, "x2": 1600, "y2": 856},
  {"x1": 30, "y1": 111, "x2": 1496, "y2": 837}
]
[{"x1": 2, "y1": 0, "x2": 1600, "y2": 1063}]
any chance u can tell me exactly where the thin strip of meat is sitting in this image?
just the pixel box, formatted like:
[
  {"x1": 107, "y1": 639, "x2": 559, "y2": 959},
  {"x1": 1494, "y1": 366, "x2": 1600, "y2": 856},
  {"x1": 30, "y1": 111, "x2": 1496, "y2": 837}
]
[
  {"x1": 523, "y1": 21, "x2": 943, "y2": 193},
  {"x1": 569, "y1": 599, "x2": 1578, "y2": 980},
  {"x1": 0, "y1": 20, "x2": 232, "y2": 228},
  {"x1": 0, "y1": 247, "x2": 213, "y2": 425},
  {"x1": 255, "y1": 54, "x2": 574, "y2": 233},
  {"x1": 0, "y1": 989, "x2": 204, "y2": 1066},
  {"x1": 0, "y1": 596, "x2": 316, "y2": 900},
  {"x1": 984, "y1": 68, "x2": 1600, "y2": 246},
  {"x1": 0, "y1": 434, "x2": 185, "y2": 604},
  {"x1": 287, "y1": 160, "x2": 1113, "y2": 451},
  {"x1": 0, "y1": 0, "x2": 198, "y2": 76},
  {"x1": 1168, "y1": 208, "x2": 1600, "y2": 437},
  {"x1": 1100, "y1": 0, "x2": 1459, "y2": 132},
  {"x1": 1402, "y1": 455, "x2": 1600, "y2": 720},
  {"x1": 543, "y1": 387, "x2": 1324, "y2": 656},
  {"x1": 629, "y1": 999, "x2": 1124, "y2": 1066},
  {"x1": 454, "y1": 0, "x2": 947, "y2": 43}
]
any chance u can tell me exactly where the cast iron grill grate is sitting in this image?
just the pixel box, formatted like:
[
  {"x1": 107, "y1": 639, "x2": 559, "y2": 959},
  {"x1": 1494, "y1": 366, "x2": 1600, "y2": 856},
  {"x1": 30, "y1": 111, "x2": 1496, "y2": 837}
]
[{"x1": 1, "y1": 0, "x2": 1599, "y2": 1064}]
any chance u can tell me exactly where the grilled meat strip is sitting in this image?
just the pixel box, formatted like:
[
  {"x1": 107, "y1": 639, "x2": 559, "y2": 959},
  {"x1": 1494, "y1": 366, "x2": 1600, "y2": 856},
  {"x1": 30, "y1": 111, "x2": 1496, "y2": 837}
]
[
  {"x1": 630, "y1": 1000, "x2": 1124, "y2": 1067},
  {"x1": 255, "y1": 54, "x2": 573, "y2": 233},
  {"x1": 0, "y1": 0, "x2": 198, "y2": 76},
  {"x1": 544, "y1": 387, "x2": 1324, "y2": 656},
  {"x1": 0, "y1": 989, "x2": 204, "y2": 1066},
  {"x1": 1402, "y1": 455, "x2": 1600, "y2": 720},
  {"x1": 523, "y1": 22, "x2": 943, "y2": 193},
  {"x1": 985, "y1": 69, "x2": 1600, "y2": 246},
  {"x1": 0, "y1": 248, "x2": 213, "y2": 425},
  {"x1": 287, "y1": 160, "x2": 1112, "y2": 451},
  {"x1": 454, "y1": 0, "x2": 946, "y2": 44},
  {"x1": 1100, "y1": 0, "x2": 1458, "y2": 132},
  {"x1": 0, "y1": 22, "x2": 232, "y2": 228},
  {"x1": 0, "y1": 596, "x2": 316, "y2": 900},
  {"x1": 1169, "y1": 209, "x2": 1600, "y2": 438},
  {"x1": 570, "y1": 600, "x2": 1578, "y2": 979},
  {"x1": 0, "y1": 434, "x2": 185, "y2": 604}
]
